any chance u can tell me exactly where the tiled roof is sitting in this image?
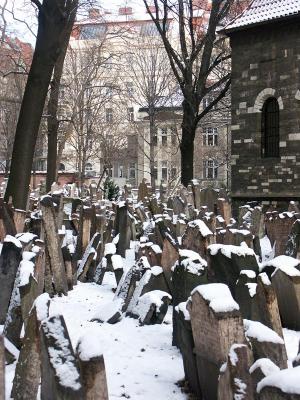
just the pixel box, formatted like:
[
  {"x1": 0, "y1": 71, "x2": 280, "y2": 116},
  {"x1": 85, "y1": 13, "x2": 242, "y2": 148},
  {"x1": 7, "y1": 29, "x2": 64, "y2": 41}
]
[{"x1": 225, "y1": 0, "x2": 300, "y2": 32}]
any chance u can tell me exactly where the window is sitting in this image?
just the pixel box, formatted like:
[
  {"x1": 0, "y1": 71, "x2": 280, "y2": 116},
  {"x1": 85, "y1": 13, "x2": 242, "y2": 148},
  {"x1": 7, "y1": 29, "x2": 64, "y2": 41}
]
[
  {"x1": 140, "y1": 21, "x2": 169, "y2": 36},
  {"x1": 106, "y1": 108, "x2": 113, "y2": 123},
  {"x1": 203, "y1": 159, "x2": 218, "y2": 179},
  {"x1": 161, "y1": 161, "x2": 168, "y2": 180},
  {"x1": 85, "y1": 163, "x2": 93, "y2": 171},
  {"x1": 127, "y1": 107, "x2": 134, "y2": 122},
  {"x1": 203, "y1": 96, "x2": 216, "y2": 110},
  {"x1": 80, "y1": 24, "x2": 107, "y2": 40},
  {"x1": 161, "y1": 127, "x2": 167, "y2": 146},
  {"x1": 58, "y1": 163, "x2": 65, "y2": 171},
  {"x1": 171, "y1": 167, "x2": 177, "y2": 179},
  {"x1": 119, "y1": 165, "x2": 124, "y2": 178},
  {"x1": 262, "y1": 97, "x2": 280, "y2": 158},
  {"x1": 105, "y1": 86, "x2": 113, "y2": 97},
  {"x1": 203, "y1": 127, "x2": 218, "y2": 146},
  {"x1": 126, "y1": 82, "x2": 134, "y2": 97},
  {"x1": 129, "y1": 162, "x2": 136, "y2": 179}
]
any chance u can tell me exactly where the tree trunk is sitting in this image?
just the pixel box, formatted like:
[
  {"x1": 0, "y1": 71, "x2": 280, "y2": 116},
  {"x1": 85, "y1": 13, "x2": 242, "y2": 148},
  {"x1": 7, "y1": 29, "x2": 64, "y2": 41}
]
[
  {"x1": 46, "y1": 11, "x2": 77, "y2": 192},
  {"x1": 180, "y1": 99, "x2": 197, "y2": 187},
  {"x1": 149, "y1": 110, "x2": 156, "y2": 191},
  {"x1": 4, "y1": 1, "x2": 78, "y2": 209}
]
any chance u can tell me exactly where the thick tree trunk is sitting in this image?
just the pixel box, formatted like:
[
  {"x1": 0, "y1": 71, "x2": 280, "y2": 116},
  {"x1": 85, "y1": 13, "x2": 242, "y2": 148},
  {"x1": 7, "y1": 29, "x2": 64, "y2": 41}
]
[
  {"x1": 46, "y1": 12, "x2": 76, "y2": 192},
  {"x1": 4, "y1": 1, "x2": 78, "y2": 209},
  {"x1": 180, "y1": 99, "x2": 197, "y2": 187},
  {"x1": 149, "y1": 110, "x2": 156, "y2": 191}
]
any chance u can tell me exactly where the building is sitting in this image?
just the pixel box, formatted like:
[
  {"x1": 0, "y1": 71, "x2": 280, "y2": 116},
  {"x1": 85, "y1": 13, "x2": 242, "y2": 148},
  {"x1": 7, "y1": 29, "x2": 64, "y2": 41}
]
[
  {"x1": 225, "y1": 0, "x2": 300, "y2": 206},
  {"x1": 58, "y1": 3, "x2": 230, "y2": 189}
]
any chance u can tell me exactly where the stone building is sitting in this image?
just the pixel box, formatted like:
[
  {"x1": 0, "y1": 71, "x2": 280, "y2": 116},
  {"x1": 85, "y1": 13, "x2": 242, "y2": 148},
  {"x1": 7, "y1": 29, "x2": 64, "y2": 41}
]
[{"x1": 225, "y1": 0, "x2": 300, "y2": 206}]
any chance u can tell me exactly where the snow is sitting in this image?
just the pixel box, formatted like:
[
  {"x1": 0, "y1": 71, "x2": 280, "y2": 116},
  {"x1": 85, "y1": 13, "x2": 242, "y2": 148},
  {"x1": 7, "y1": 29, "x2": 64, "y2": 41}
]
[
  {"x1": 263, "y1": 255, "x2": 300, "y2": 277},
  {"x1": 178, "y1": 249, "x2": 207, "y2": 275},
  {"x1": 4, "y1": 235, "x2": 22, "y2": 248},
  {"x1": 234, "y1": 377, "x2": 247, "y2": 399},
  {"x1": 249, "y1": 358, "x2": 280, "y2": 375},
  {"x1": 244, "y1": 319, "x2": 284, "y2": 344},
  {"x1": 134, "y1": 290, "x2": 171, "y2": 322},
  {"x1": 208, "y1": 244, "x2": 255, "y2": 258},
  {"x1": 246, "y1": 283, "x2": 257, "y2": 297},
  {"x1": 104, "y1": 242, "x2": 116, "y2": 256},
  {"x1": 48, "y1": 276, "x2": 185, "y2": 400},
  {"x1": 240, "y1": 270, "x2": 256, "y2": 279},
  {"x1": 111, "y1": 254, "x2": 124, "y2": 270},
  {"x1": 42, "y1": 316, "x2": 82, "y2": 390},
  {"x1": 283, "y1": 328, "x2": 300, "y2": 368},
  {"x1": 77, "y1": 329, "x2": 104, "y2": 361},
  {"x1": 229, "y1": 344, "x2": 246, "y2": 366},
  {"x1": 151, "y1": 266, "x2": 163, "y2": 276},
  {"x1": 259, "y1": 272, "x2": 271, "y2": 286},
  {"x1": 16, "y1": 232, "x2": 37, "y2": 244},
  {"x1": 225, "y1": 0, "x2": 300, "y2": 32},
  {"x1": 34, "y1": 293, "x2": 50, "y2": 322},
  {"x1": 192, "y1": 283, "x2": 240, "y2": 313},
  {"x1": 151, "y1": 244, "x2": 162, "y2": 254},
  {"x1": 257, "y1": 366, "x2": 300, "y2": 394},
  {"x1": 18, "y1": 259, "x2": 35, "y2": 287},
  {"x1": 260, "y1": 235, "x2": 274, "y2": 262},
  {"x1": 92, "y1": 297, "x2": 124, "y2": 323},
  {"x1": 175, "y1": 302, "x2": 190, "y2": 321},
  {"x1": 187, "y1": 219, "x2": 213, "y2": 237}
]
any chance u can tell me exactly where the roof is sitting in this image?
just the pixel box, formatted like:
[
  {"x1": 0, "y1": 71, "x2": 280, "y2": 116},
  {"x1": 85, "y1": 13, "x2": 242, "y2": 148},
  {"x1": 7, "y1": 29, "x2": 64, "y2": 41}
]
[{"x1": 225, "y1": 0, "x2": 300, "y2": 33}]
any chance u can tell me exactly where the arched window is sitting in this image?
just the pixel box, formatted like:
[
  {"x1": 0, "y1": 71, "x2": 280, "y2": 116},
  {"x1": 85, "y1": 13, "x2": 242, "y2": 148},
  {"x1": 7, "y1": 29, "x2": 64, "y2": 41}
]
[
  {"x1": 262, "y1": 97, "x2": 279, "y2": 158},
  {"x1": 85, "y1": 163, "x2": 93, "y2": 171}
]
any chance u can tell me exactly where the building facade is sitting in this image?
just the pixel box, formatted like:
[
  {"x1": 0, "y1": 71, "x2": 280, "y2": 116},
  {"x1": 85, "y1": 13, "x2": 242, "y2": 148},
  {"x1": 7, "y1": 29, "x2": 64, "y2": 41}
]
[{"x1": 225, "y1": 0, "x2": 300, "y2": 205}]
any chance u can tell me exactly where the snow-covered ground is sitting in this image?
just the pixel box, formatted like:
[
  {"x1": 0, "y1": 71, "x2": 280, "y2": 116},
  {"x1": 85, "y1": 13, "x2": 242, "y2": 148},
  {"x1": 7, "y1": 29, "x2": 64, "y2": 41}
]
[{"x1": 49, "y1": 273, "x2": 186, "y2": 400}]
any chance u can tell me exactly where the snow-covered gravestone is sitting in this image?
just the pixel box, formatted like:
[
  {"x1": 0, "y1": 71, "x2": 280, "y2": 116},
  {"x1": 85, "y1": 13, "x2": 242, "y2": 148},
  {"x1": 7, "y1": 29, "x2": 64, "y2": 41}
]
[
  {"x1": 207, "y1": 244, "x2": 259, "y2": 298},
  {"x1": 285, "y1": 219, "x2": 300, "y2": 258},
  {"x1": 218, "y1": 344, "x2": 254, "y2": 400},
  {"x1": 217, "y1": 197, "x2": 232, "y2": 226},
  {"x1": 40, "y1": 196, "x2": 68, "y2": 295},
  {"x1": 235, "y1": 269, "x2": 257, "y2": 320},
  {"x1": 77, "y1": 333, "x2": 109, "y2": 400},
  {"x1": 130, "y1": 290, "x2": 171, "y2": 325},
  {"x1": 265, "y1": 212, "x2": 296, "y2": 257},
  {"x1": 11, "y1": 293, "x2": 50, "y2": 400},
  {"x1": 269, "y1": 255, "x2": 300, "y2": 330},
  {"x1": 137, "y1": 241, "x2": 162, "y2": 267},
  {"x1": 0, "y1": 235, "x2": 22, "y2": 324},
  {"x1": 77, "y1": 232, "x2": 101, "y2": 283},
  {"x1": 243, "y1": 320, "x2": 287, "y2": 370},
  {"x1": 40, "y1": 315, "x2": 84, "y2": 399},
  {"x1": 187, "y1": 283, "x2": 245, "y2": 400},
  {"x1": 249, "y1": 358, "x2": 279, "y2": 395},
  {"x1": 172, "y1": 250, "x2": 208, "y2": 346},
  {"x1": 115, "y1": 202, "x2": 131, "y2": 258},
  {"x1": 182, "y1": 219, "x2": 214, "y2": 259},
  {"x1": 0, "y1": 335, "x2": 4, "y2": 400},
  {"x1": 137, "y1": 179, "x2": 149, "y2": 202}
]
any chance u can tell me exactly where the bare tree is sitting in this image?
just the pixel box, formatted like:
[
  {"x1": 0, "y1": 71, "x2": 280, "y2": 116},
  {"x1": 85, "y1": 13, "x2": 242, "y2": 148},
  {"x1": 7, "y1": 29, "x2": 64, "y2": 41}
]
[
  {"x1": 60, "y1": 39, "x2": 128, "y2": 192},
  {"x1": 124, "y1": 34, "x2": 177, "y2": 189},
  {"x1": 143, "y1": 0, "x2": 235, "y2": 186},
  {"x1": 4, "y1": 0, "x2": 79, "y2": 209}
]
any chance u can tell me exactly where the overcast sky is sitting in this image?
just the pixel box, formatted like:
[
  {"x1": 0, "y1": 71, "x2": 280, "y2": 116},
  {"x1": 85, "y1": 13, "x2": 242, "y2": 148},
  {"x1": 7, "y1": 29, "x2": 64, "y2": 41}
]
[{"x1": 1, "y1": 0, "x2": 145, "y2": 45}]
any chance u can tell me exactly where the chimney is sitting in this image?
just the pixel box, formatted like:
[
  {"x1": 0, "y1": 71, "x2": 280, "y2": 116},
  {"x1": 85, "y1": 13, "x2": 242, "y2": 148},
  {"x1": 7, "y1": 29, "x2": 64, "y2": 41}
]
[
  {"x1": 88, "y1": 8, "x2": 100, "y2": 19},
  {"x1": 119, "y1": 7, "x2": 133, "y2": 16}
]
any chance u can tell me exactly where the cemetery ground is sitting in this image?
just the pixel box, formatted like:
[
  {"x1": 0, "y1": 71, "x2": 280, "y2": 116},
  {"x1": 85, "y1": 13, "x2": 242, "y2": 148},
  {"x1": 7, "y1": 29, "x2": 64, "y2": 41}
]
[{"x1": 3, "y1": 182, "x2": 300, "y2": 399}]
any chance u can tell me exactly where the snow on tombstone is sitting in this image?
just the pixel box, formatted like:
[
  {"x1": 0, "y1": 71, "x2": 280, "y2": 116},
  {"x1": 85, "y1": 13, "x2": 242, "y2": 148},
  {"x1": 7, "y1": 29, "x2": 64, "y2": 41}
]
[
  {"x1": 187, "y1": 283, "x2": 245, "y2": 400},
  {"x1": 268, "y1": 255, "x2": 300, "y2": 330},
  {"x1": 182, "y1": 219, "x2": 214, "y2": 259},
  {"x1": 243, "y1": 319, "x2": 287, "y2": 369},
  {"x1": 218, "y1": 343, "x2": 255, "y2": 400},
  {"x1": 76, "y1": 331, "x2": 109, "y2": 400},
  {"x1": 40, "y1": 315, "x2": 84, "y2": 399}
]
